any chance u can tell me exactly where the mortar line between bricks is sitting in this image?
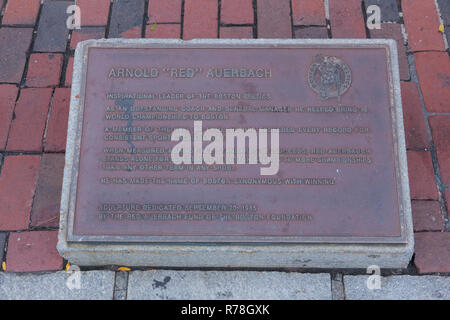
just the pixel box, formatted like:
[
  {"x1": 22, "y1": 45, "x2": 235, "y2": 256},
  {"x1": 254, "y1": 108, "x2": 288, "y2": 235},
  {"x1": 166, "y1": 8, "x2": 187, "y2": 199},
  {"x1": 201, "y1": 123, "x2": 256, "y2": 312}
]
[
  {"x1": 0, "y1": 24, "x2": 42, "y2": 28},
  {"x1": 0, "y1": 81, "x2": 22, "y2": 85},
  {"x1": 180, "y1": 0, "x2": 185, "y2": 39},
  {"x1": 0, "y1": 151, "x2": 5, "y2": 176},
  {"x1": 427, "y1": 112, "x2": 450, "y2": 116},
  {"x1": 414, "y1": 229, "x2": 448, "y2": 233},
  {"x1": 1, "y1": 225, "x2": 59, "y2": 233},
  {"x1": 22, "y1": 84, "x2": 67, "y2": 89},
  {"x1": 34, "y1": 91, "x2": 53, "y2": 154},
  {"x1": 59, "y1": 54, "x2": 71, "y2": 88},
  {"x1": 217, "y1": 0, "x2": 221, "y2": 39},
  {"x1": 220, "y1": 23, "x2": 254, "y2": 27},
  {"x1": 142, "y1": 0, "x2": 149, "y2": 38},
  {"x1": 0, "y1": 151, "x2": 65, "y2": 156},
  {"x1": 406, "y1": 147, "x2": 431, "y2": 152},
  {"x1": 408, "y1": 49, "x2": 449, "y2": 54},
  {"x1": 41, "y1": 88, "x2": 56, "y2": 155},
  {"x1": 324, "y1": 0, "x2": 332, "y2": 38},
  {"x1": 289, "y1": 0, "x2": 294, "y2": 39},
  {"x1": 1, "y1": 83, "x2": 21, "y2": 160},
  {"x1": 252, "y1": 0, "x2": 257, "y2": 38},
  {"x1": 397, "y1": 0, "x2": 403, "y2": 16},
  {"x1": 59, "y1": 9, "x2": 76, "y2": 89},
  {"x1": 293, "y1": 25, "x2": 328, "y2": 29},
  {"x1": 361, "y1": 0, "x2": 370, "y2": 39},
  {"x1": 0, "y1": 0, "x2": 8, "y2": 25},
  {"x1": 406, "y1": 53, "x2": 450, "y2": 230},
  {"x1": 105, "y1": 0, "x2": 114, "y2": 39}
]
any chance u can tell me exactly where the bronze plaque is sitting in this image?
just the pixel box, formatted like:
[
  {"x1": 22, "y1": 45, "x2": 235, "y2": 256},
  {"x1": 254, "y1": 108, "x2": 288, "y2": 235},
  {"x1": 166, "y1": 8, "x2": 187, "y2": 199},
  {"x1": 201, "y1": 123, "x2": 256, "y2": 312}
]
[{"x1": 67, "y1": 41, "x2": 407, "y2": 243}]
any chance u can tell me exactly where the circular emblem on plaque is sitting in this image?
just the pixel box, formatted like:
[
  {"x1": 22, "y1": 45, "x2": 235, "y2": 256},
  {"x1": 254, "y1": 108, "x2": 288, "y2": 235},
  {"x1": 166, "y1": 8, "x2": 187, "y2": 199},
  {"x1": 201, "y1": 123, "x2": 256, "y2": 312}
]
[{"x1": 308, "y1": 54, "x2": 352, "y2": 102}]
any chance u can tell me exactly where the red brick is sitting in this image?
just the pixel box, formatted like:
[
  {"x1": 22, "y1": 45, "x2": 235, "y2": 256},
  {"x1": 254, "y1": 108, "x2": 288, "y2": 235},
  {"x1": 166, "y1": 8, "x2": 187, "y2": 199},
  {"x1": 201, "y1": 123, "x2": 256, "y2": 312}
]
[
  {"x1": 2, "y1": 0, "x2": 40, "y2": 25},
  {"x1": 329, "y1": 0, "x2": 366, "y2": 38},
  {"x1": 407, "y1": 150, "x2": 438, "y2": 200},
  {"x1": 414, "y1": 52, "x2": 450, "y2": 113},
  {"x1": 220, "y1": 26, "x2": 253, "y2": 39},
  {"x1": 429, "y1": 116, "x2": 450, "y2": 185},
  {"x1": 65, "y1": 57, "x2": 74, "y2": 86},
  {"x1": 0, "y1": 85, "x2": 18, "y2": 150},
  {"x1": 257, "y1": 0, "x2": 291, "y2": 38},
  {"x1": 0, "y1": 156, "x2": 40, "y2": 231},
  {"x1": 33, "y1": 1, "x2": 71, "y2": 52},
  {"x1": 402, "y1": 0, "x2": 445, "y2": 51},
  {"x1": 412, "y1": 200, "x2": 444, "y2": 231},
  {"x1": 401, "y1": 82, "x2": 429, "y2": 150},
  {"x1": 70, "y1": 27, "x2": 105, "y2": 50},
  {"x1": 25, "y1": 53, "x2": 63, "y2": 87},
  {"x1": 146, "y1": 24, "x2": 180, "y2": 38},
  {"x1": 294, "y1": 27, "x2": 328, "y2": 38},
  {"x1": 5, "y1": 231, "x2": 63, "y2": 272},
  {"x1": 292, "y1": 0, "x2": 326, "y2": 26},
  {"x1": 221, "y1": 0, "x2": 253, "y2": 25},
  {"x1": 6, "y1": 88, "x2": 52, "y2": 152},
  {"x1": 78, "y1": 0, "x2": 110, "y2": 26},
  {"x1": 120, "y1": 26, "x2": 143, "y2": 39},
  {"x1": 45, "y1": 88, "x2": 71, "y2": 152},
  {"x1": 370, "y1": 23, "x2": 409, "y2": 80},
  {"x1": 148, "y1": 0, "x2": 182, "y2": 23},
  {"x1": 183, "y1": 0, "x2": 218, "y2": 40},
  {"x1": 414, "y1": 232, "x2": 450, "y2": 273},
  {"x1": 0, "y1": 28, "x2": 33, "y2": 83},
  {"x1": 30, "y1": 154, "x2": 65, "y2": 228}
]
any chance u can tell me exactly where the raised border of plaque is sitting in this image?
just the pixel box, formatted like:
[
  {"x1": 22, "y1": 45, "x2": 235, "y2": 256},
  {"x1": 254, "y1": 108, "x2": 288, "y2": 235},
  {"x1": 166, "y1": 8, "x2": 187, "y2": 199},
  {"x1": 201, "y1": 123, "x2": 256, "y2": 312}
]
[{"x1": 57, "y1": 39, "x2": 414, "y2": 268}]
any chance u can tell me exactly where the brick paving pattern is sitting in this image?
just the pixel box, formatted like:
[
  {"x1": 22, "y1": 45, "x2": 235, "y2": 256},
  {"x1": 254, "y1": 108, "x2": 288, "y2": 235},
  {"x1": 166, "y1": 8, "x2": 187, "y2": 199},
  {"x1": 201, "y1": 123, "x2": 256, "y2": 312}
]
[{"x1": 0, "y1": 0, "x2": 448, "y2": 298}]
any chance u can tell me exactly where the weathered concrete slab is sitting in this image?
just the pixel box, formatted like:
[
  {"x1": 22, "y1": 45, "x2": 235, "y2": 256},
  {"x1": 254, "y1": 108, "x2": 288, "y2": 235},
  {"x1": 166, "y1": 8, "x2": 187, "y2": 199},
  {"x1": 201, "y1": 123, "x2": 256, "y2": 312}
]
[
  {"x1": 344, "y1": 275, "x2": 450, "y2": 300},
  {"x1": 0, "y1": 271, "x2": 115, "y2": 300},
  {"x1": 127, "y1": 270, "x2": 331, "y2": 300}
]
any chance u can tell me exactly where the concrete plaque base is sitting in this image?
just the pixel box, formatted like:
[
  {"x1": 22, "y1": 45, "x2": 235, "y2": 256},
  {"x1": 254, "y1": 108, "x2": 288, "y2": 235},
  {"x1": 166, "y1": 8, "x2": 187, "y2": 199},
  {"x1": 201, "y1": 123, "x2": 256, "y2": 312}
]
[{"x1": 58, "y1": 39, "x2": 413, "y2": 269}]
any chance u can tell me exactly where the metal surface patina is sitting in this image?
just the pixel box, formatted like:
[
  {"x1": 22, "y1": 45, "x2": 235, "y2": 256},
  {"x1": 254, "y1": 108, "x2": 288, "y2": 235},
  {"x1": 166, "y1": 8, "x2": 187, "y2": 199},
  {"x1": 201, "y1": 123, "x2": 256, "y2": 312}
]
[{"x1": 65, "y1": 40, "x2": 410, "y2": 245}]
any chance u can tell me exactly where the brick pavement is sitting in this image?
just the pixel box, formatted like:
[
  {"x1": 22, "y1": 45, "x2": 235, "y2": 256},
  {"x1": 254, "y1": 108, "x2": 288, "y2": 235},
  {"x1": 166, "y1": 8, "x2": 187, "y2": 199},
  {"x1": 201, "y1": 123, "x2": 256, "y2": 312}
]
[{"x1": 0, "y1": 0, "x2": 448, "y2": 297}]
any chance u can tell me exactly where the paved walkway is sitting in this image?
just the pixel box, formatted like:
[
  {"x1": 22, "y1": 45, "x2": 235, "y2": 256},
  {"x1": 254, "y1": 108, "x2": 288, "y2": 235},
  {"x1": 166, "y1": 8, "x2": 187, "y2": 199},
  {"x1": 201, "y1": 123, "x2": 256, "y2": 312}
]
[
  {"x1": 0, "y1": 270, "x2": 449, "y2": 300},
  {"x1": 0, "y1": 0, "x2": 449, "y2": 299}
]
